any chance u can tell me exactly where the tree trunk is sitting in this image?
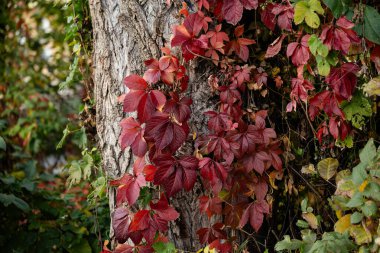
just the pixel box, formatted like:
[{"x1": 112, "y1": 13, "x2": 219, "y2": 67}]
[{"x1": 89, "y1": 0, "x2": 213, "y2": 250}]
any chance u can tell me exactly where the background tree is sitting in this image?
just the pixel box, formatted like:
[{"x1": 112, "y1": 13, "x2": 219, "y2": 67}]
[{"x1": 89, "y1": 1, "x2": 212, "y2": 250}]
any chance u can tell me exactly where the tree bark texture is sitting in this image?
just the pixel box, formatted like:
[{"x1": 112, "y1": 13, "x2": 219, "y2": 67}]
[{"x1": 89, "y1": 0, "x2": 215, "y2": 250}]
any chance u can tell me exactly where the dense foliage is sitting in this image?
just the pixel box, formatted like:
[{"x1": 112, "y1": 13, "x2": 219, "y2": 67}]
[
  {"x1": 0, "y1": 1, "x2": 108, "y2": 252},
  {"x1": 111, "y1": 0, "x2": 380, "y2": 252}
]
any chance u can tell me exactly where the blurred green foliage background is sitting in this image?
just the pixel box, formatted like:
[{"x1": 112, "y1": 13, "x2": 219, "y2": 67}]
[{"x1": 0, "y1": 1, "x2": 109, "y2": 252}]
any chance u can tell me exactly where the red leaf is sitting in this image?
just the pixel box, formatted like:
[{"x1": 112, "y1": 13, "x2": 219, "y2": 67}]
[
  {"x1": 129, "y1": 210, "x2": 150, "y2": 232},
  {"x1": 219, "y1": 84, "x2": 242, "y2": 105},
  {"x1": 222, "y1": 0, "x2": 244, "y2": 25},
  {"x1": 325, "y1": 63, "x2": 360, "y2": 100},
  {"x1": 309, "y1": 90, "x2": 345, "y2": 120},
  {"x1": 144, "y1": 53, "x2": 181, "y2": 85},
  {"x1": 254, "y1": 177, "x2": 268, "y2": 200},
  {"x1": 207, "y1": 134, "x2": 234, "y2": 165},
  {"x1": 241, "y1": 0, "x2": 258, "y2": 10},
  {"x1": 114, "y1": 244, "x2": 134, "y2": 253},
  {"x1": 123, "y1": 90, "x2": 146, "y2": 113},
  {"x1": 239, "y1": 200, "x2": 270, "y2": 232},
  {"x1": 224, "y1": 202, "x2": 245, "y2": 228},
  {"x1": 266, "y1": 141, "x2": 283, "y2": 171},
  {"x1": 111, "y1": 170, "x2": 146, "y2": 206},
  {"x1": 248, "y1": 116, "x2": 277, "y2": 144},
  {"x1": 286, "y1": 35, "x2": 310, "y2": 66},
  {"x1": 226, "y1": 26, "x2": 255, "y2": 61},
  {"x1": 222, "y1": 0, "x2": 258, "y2": 25},
  {"x1": 145, "y1": 112, "x2": 189, "y2": 153},
  {"x1": 119, "y1": 117, "x2": 147, "y2": 156},
  {"x1": 122, "y1": 78, "x2": 166, "y2": 122},
  {"x1": 112, "y1": 207, "x2": 130, "y2": 243},
  {"x1": 171, "y1": 13, "x2": 209, "y2": 61},
  {"x1": 320, "y1": 16, "x2": 360, "y2": 55},
  {"x1": 370, "y1": 45, "x2": 380, "y2": 73},
  {"x1": 150, "y1": 193, "x2": 179, "y2": 221},
  {"x1": 196, "y1": 0, "x2": 210, "y2": 10},
  {"x1": 288, "y1": 77, "x2": 314, "y2": 110},
  {"x1": 261, "y1": 3, "x2": 276, "y2": 31},
  {"x1": 199, "y1": 157, "x2": 228, "y2": 193},
  {"x1": 220, "y1": 103, "x2": 243, "y2": 121},
  {"x1": 209, "y1": 239, "x2": 232, "y2": 253},
  {"x1": 233, "y1": 65, "x2": 251, "y2": 87},
  {"x1": 197, "y1": 223, "x2": 226, "y2": 244},
  {"x1": 241, "y1": 148, "x2": 270, "y2": 174},
  {"x1": 265, "y1": 34, "x2": 286, "y2": 58},
  {"x1": 199, "y1": 196, "x2": 223, "y2": 218},
  {"x1": 124, "y1": 74, "x2": 148, "y2": 90},
  {"x1": 143, "y1": 165, "x2": 157, "y2": 182},
  {"x1": 329, "y1": 117, "x2": 339, "y2": 139},
  {"x1": 153, "y1": 155, "x2": 199, "y2": 197},
  {"x1": 227, "y1": 121, "x2": 257, "y2": 157},
  {"x1": 163, "y1": 92, "x2": 192, "y2": 123},
  {"x1": 205, "y1": 111, "x2": 233, "y2": 133},
  {"x1": 272, "y1": 1, "x2": 294, "y2": 31}
]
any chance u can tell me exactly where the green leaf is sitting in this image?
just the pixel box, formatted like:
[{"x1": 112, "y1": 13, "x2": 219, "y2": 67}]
[
  {"x1": 0, "y1": 136, "x2": 6, "y2": 151},
  {"x1": 152, "y1": 242, "x2": 176, "y2": 253},
  {"x1": 138, "y1": 186, "x2": 153, "y2": 208},
  {"x1": 350, "y1": 212, "x2": 363, "y2": 224},
  {"x1": 352, "y1": 163, "x2": 367, "y2": 185},
  {"x1": 0, "y1": 193, "x2": 14, "y2": 206},
  {"x1": 336, "y1": 135, "x2": 354, "y2": 149},
  {"x1": 73, "y1": 127, "x2": 87, "y2": 149},
  {"x1": 67, "y1": 238, "x2": 92, "y2": 253},
  {"x1": 323, "y1": 0, "x2": 352, "y2": 18},
  {"x1": 341, "y1": 93, "x2": 372, "y2": 129},
  {"x1": 345, "y1": 192, "x2": 363, "y2": 208},
  {"x1": 297, "y1": 219, "x2": 310, "y2": 228},
  {"x1": 59, "y1": 56, "x2": 79, "y2": 90},
  {"x1": 67, "y1": 161, "x2": 82, "y2": 187},
  {"x1": 81, "y1": 153, "x2": 93, "y2": 180},
  {"x1": 363, "y1": 5, "x2": 380, "y2": 45},
  {"x1": 361, "y1": 201, "x2": 377, "y2": 217},
  {"x1": 12, "y1": 196, "x2": 31, "y2": 212},
  {"x1": 309, "y1": 232, "x2": 355, "y2": 253},
  {"x1": 56, "y1": 125, "x2": 70, "y2": 149},
  {"x1": 87, "y1": 176, "x2": 106, "y2": 205},
  {"x1": 325, "y1": 51, "x2": 339, "y2": 66},
  {"x1": 0, "y1": 193, "x2": 30, "y2": 212},
  {"x1": 359, "y1": 138, "x2": 376, "y2": 166},
  {"x1": 294, "y1": 0, "x2": 324, "y2": 28},
  {"x1": 317, "y1": 158, "x2": 339, "y2": 180},
  {"x1": 316, "y1": 55, "x2": 331, "y2": 76},
  {"x1": 275, "y1": 235, "x2": 305, "y2": 251}
]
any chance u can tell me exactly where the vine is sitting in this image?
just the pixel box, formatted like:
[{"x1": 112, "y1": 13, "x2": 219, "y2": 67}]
[{"x1": 106, "y1": 0, "x2": 380, "y2": 252}]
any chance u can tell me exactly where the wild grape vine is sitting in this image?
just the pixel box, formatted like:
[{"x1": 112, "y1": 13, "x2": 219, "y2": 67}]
[{"x1": 104, "y1": 0, "x2": 380, "y2": 252}]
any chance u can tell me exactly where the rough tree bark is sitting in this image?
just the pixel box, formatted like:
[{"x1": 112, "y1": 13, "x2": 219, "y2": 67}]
[{"x1": 89, "y1": 0, "x2": 214, "y2": 251}]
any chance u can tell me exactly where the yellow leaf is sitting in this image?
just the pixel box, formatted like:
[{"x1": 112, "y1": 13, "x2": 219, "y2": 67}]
[
  {"x1": 203, "y1": 246, "x2": 215, "y2": 253},
  {"x1": 317, "y1": 158, "x2": 339, "y2": 180},
  {"x1": 336, "y1": 210, "x2": 343, "y2": 219},
  {"x1": 363, "y1": 76, "x2": 380, "y2": 96},
  {"x1": 335, "y1": 214, "x2": 351, "y2": 233},
  {"x1": 301, "y1": 164, "x2": 317, "y2": 175},
  {"x1": 350, "y1": 225, "x2": 372, "y2": 245},
  {"x1": 302, "y1": 212, "x2": 319, "y2": 229},
  {"x1": 359, "y1": 180, "x2": 369, "y2": 192}
]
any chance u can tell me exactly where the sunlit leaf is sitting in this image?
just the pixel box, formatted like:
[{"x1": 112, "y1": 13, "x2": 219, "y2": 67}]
[{"x1": 317, "y1": 158, "x2": 339, "y2": 180}]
